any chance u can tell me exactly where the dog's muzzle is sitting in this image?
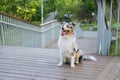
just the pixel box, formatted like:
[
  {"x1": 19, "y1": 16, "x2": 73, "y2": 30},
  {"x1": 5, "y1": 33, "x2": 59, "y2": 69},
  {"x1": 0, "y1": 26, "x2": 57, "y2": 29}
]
[{"x1": 61, "y1": 28, "x2": 69, "y2": 36}]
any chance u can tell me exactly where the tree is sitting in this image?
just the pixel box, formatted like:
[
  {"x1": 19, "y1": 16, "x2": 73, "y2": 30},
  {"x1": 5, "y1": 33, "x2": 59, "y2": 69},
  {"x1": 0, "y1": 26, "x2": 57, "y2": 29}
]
[
  {"x1": 0, "y1": 0, "x2": 17, "y2": 14},
  {"x1": 55, "y1": 0, "x2": 97, "y2": 21},
  {"x1": 55, "y1": 0, "x2": 81, "y2": 21},
  {"x1": 75, "y1": 0, "x2": 97, "y2": 21},
  {"x1": 16, "y1": 0, "x2": 40, "y2": 21},
  {"x1": 44, "y1": 0, "x2": 56, "y2": 13},
  {"x1": 0, "y1": 0, "x2": 40, "y2": 21}
]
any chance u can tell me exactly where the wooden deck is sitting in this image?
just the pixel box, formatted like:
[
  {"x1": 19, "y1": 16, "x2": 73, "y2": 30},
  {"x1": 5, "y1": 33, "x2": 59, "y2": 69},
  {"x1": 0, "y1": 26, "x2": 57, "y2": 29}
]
[{"x1": 0, "y1": 46, "x2": 120, "y2": 80}]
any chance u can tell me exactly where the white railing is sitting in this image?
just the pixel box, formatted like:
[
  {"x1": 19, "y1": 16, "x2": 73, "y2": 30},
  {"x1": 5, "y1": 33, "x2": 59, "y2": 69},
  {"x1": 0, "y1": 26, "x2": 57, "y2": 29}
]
[
  {"x1": 0, "y1": 12, "x2": 60, "y2": 48},
  {"x1": 0, "y1": 13, "x2": 84, "y2": 48},
  {"x1": 76, "y1": 22, "x2": 84, "y2": 38}
]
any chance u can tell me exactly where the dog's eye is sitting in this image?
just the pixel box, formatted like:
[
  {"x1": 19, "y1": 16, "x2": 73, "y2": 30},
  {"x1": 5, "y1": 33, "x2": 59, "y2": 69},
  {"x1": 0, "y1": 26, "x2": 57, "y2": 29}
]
[
  {"x1": 63, "y1": 30, "x2": 69, "y2": 32},
  {"x1": 66, "y1": 30, "x2": 69, "y2": 32},
  {"x1": 67, "y1": 25, "x2": 69, "y2": 28}
]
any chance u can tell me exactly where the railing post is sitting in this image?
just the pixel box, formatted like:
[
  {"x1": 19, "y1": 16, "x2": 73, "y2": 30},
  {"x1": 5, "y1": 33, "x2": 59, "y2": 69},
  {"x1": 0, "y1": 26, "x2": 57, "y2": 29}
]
[
  {"x1": 0, "y1": 14, "x2": 5, "y2": 46},
  {"x1": 52, "y1": 23, "x2": 55, "y2": 41},
  {"x1": 40, "y1": 27, "x2": 45, "y2": 48},
  {"x1": 115, "y1": 0, "x2": 120, "y2": 54},
  {"x1": 108, "y1": 0, "x2": 113, "y2": 55}
]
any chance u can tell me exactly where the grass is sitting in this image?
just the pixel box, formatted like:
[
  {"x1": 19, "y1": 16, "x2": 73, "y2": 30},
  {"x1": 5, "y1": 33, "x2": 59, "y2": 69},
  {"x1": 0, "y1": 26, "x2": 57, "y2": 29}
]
[
  {"x1": 80, "y1": 22, "x2": 98, "y2": 31},
  {"x1": 110, "y1": 31, "x2": 120, "y2": 56},
  {"x1": 110, "y1": 24, "x2": 120, "y2": 56}
]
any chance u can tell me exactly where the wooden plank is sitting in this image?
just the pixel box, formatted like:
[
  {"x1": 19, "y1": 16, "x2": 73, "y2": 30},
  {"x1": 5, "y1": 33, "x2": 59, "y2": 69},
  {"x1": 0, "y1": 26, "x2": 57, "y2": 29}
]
[
  {"x1": 114, "y1": 70, "x2": 120, "y2": 80},
  {"x1": 0, "y1": 59, "x2": 104, "y2": 72},
  {"x1": 0, "y1": 58, "x2": 111, "y2": 70},
  {"x1": 0, "y1": 67, "x2": 95, "y2": 80},
  {"x1": 0, "y1": 75, "x2": 29, "y2": 80},
  {"x1": 0, "y1": 58, "x2": 111, "y2": 71},
  {"x1": 0, "y1": 47, "x2": 116, "y2": 80},
  {"x1": 0, "y1": 69, "x2": 95, "y2": 80},
  {"x1": 0, "y1": 62, "x2": 99, "y2": 78},
  {"x1": 105, "y1": 57, "x2": 120, "y2": 80},
  {"x1": 0, "y1": 61, "x2": 102, "y2": 76},
  {"x1": 95, "y1": 57, "x2": 120, "y2": 80},
  {"x1": 0, "y1": 74, "x2": 59, "y2": 80}
]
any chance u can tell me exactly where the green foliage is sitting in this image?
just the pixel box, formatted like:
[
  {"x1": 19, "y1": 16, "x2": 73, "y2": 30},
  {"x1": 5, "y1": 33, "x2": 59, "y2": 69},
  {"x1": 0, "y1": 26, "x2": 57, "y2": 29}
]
[
  {"x1": 55, "y1": 0, "x2": 81, "y2": 21},
  {"x1": 110, "y1": 31, "x2": 120, "y2": 56},
  {"x1": 80, "y1": 22, "x2": 98, "y2": 31},
  {"x1": 110, "y1": 24, "x2": 120, "y2": 56},
  {"x1": 0, "y1": 0, "x2": 97, "y2": 22},
  {"x1": 0, "y1": 0, "x2": 40, "y2": 21},
  {"x1": 16, "y1": 0, "x2": 40, "y2": 21},
  {"x1": 31, "y1": 21, "x2": 41, "y2": 25},
  {"x1": 0, "y1": 0, "x2": 17, "y2": 14},
  {"x1": 55, "y1": 0, "x2": 97, "y2": 21},
  {"x1": 44, "y1": 0, "x2": 56, "y2": 13},
  {"x1": 75, "y1": 0, "x2": 96, "y2": 20}
]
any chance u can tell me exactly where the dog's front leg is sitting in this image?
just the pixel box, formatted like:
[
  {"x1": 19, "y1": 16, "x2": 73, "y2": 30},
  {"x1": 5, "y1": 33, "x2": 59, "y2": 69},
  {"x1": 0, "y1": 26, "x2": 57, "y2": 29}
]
[
  {"x1": 71, "y1": 55, "x2": 75, "y2": 68},
  {"x1": 57, "y1": 52, "x2": 63, "y2": 67},
  {"x1": 75, "y1": 58, "x2": 79, "y2": 64}
]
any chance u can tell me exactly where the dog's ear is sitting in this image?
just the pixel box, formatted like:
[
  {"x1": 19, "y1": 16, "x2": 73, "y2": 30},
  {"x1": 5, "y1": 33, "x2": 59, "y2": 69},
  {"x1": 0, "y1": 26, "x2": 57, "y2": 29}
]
[
  {"x1": 76, "y1": 49, "x2": 79, "y2": 53},
  {"x1": 73, "y1": 48, "x2": 76, "y2": 52},
  {"x1": 72, "y1": 22, "x2": 76, "y2": 27},
  {"x1": 60, "y1": 22, "x2": 66, "y2": 29}
]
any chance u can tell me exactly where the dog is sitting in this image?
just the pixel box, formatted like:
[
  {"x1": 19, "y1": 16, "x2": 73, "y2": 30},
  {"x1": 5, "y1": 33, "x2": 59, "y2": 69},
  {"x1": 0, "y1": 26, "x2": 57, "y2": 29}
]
[
  {"x1": 57, "y1": 22, "x2": 79, "y2": 68},
  {"x1": 57, "y1": 22, "x2": 96, "y2": 68}
]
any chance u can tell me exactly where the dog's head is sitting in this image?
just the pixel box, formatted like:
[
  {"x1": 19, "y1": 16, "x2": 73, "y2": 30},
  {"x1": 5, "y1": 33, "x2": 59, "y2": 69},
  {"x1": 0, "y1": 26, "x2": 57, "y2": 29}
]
[{"x1": 60, "y1": 22, "x2": 76, "y2": 37}]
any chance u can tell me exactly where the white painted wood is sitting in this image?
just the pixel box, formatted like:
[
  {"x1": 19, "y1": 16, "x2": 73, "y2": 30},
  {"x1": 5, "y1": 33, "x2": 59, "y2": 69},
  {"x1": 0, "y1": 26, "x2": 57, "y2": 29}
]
[
  {"x1": 1, "y1": 24, "x2": 5, "y2": 46},
  {"x1": 96, "y1": 0, "x2": 112, "y2": 55},
  {"x1": 0, "y1": 14, "x2": 60, "y2": 48},
  {"x1": 115, "y1": 0, "x2": 120, "y2": 54}
]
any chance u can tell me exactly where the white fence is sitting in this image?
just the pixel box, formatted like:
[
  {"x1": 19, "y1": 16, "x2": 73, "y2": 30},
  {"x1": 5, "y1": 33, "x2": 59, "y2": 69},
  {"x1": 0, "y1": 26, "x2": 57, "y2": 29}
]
[
  {"x1": 0, "y1": 12, "x2": 84, "y2": 48},
  {"x1": 0, "y1": 12, "x2": 60, "y2": 48}
]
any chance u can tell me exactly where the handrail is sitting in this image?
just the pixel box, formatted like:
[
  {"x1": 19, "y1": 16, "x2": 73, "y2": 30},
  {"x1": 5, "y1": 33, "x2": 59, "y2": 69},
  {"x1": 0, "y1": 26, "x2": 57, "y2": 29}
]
[
  {"x1": 0, "y1": 12, "x2": 40, "y2": 27},
  {"x1": 0, "y1": 20, "x2": 60, "y2": 33},
  {"x1": 0, "y1": 12, "x2": 60, "y2": 48},
  {"x1": 40, "y1": 20, "x2": 57, "y2": 26},
  {"x1": 0, "y1": 21, "x2": 41, "y2": 32}
]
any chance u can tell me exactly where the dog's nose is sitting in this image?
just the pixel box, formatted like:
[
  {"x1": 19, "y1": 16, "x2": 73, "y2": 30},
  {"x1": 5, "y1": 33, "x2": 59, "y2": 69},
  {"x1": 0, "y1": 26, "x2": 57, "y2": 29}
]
[{"x1": 62, "y1": 27, "x2": 64, "y2": 30}]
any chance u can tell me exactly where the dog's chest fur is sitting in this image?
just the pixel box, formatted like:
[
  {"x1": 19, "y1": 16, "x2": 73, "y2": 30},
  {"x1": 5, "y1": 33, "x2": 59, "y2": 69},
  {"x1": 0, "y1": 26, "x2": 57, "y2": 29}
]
[{"x1": 58, "y1": 35, "x2": 76, "y2": 57}]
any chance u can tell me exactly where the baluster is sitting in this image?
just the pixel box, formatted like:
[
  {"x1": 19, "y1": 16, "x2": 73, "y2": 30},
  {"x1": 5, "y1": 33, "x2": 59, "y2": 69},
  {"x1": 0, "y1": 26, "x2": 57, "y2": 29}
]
[{"x1": 1, "y1": 15, "x2": 5, "y2": 46}]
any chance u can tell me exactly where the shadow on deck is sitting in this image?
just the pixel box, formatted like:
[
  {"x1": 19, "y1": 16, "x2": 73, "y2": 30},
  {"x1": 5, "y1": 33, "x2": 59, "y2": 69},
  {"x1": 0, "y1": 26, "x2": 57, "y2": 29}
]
[{"x1": 0, "y1": 46, "x2": 120, "y2": 80}]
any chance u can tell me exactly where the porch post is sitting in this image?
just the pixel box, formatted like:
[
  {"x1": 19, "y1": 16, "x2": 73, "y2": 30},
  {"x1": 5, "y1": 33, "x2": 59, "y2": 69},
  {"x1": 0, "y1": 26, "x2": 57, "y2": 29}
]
[
  {"x1": 108, "y1": 0, "x2": 113, "y2": 55},
  {"x1": 115, "y1": 0, "x2": 120, "y2": 54}
]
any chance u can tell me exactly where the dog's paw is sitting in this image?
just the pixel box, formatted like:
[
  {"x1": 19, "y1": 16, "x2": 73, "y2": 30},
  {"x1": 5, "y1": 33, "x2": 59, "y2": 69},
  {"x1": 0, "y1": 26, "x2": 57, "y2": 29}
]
[
  {"x1": 71, "y1": 64, "x2": 75, "y2": 68},
  {"x1": 57, "y1": 63, "x2": 63, "y2": 67},
  {"x1": 75, "y1": 61, "x2": 79, "y2": 64}
]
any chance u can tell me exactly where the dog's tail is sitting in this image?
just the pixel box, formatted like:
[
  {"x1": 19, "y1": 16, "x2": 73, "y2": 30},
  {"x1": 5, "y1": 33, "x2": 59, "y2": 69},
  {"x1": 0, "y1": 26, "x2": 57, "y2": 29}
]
[
  {"x1": 79, "y1": 55, "x2": 97, "y2": 62},
  {"x1": 82, "y1": 55, "x2": 97, "y2": 61},
  {"x1": 79, "y1": 55, "x2": 97, "y2": 63}
]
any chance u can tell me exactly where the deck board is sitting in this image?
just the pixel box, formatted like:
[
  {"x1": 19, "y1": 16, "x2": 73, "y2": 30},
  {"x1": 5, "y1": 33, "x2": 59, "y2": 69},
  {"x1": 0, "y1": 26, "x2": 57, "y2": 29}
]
[{"x1": 0, "y1": 46, "x2": 119, "y2": 80}]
